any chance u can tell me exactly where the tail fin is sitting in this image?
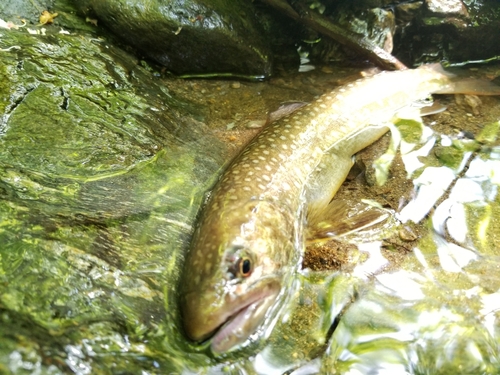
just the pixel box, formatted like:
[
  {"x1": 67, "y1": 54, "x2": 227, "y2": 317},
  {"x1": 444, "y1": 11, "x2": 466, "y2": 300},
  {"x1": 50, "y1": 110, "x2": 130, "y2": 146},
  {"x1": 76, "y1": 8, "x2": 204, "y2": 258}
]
[
  {"x1": 436, "y1": 78, "x2": 500, "y2": 95},
  {"x1": 422, "y1": 63, "x2": 500, "y2": 95}
]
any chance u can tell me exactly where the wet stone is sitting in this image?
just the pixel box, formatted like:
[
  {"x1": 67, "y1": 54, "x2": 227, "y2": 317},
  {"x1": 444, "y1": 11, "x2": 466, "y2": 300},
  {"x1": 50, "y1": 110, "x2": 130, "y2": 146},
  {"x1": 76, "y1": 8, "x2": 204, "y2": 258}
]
[
  {"x1": 75, "y1": 0, "x2": 273, "y2": 78},
  {"x1": 425, "y1": 0, "x2": 469, "y2": 18}
]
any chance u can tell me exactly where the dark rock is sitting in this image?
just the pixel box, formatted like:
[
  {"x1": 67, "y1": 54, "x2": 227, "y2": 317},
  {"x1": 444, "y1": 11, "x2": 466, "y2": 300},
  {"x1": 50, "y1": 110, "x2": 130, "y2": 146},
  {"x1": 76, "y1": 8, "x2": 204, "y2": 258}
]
[
  {"x1": 395, "y1": 1, "x2": 424, "y2": 26},
  {"x1": 75, "y1": 0, "x2": 273, "y2": 79},
  {"x1": 305, "y1": 3, "x2": 397, "y2": 66},
  {"x1": 394, "y1": 0, "x2": 500, "y2": 65},
  {"x1": 263, "y1": 0, "x2": 499, "y2": 68}
]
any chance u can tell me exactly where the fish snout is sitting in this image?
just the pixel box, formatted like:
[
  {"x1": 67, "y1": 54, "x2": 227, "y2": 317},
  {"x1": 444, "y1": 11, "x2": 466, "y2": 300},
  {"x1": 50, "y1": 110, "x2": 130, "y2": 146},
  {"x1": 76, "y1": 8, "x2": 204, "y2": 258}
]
[{"x1": 180, "y1": 290, "x2": 220, "y2": 342}]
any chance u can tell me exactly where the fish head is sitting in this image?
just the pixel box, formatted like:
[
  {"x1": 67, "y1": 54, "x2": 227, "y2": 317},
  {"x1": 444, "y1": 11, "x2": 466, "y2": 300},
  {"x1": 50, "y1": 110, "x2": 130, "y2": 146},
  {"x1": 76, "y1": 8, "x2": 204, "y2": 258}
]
[{"x1": 180, "y1": 198, "x2": 297, "y2": 353}]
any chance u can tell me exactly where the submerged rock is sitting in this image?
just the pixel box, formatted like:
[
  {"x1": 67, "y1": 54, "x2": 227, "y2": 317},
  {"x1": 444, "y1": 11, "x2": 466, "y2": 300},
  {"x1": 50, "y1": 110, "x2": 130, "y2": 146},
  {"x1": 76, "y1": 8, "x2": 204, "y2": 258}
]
[{"x1": 0, "y1": 4, "x2": 227, "y2": 372}]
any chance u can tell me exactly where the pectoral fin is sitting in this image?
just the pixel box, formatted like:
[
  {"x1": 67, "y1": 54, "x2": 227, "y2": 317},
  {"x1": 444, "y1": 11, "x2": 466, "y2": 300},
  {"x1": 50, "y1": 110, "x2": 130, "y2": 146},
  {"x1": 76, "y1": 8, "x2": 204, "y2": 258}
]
[{"x1": 306, "y1": 199, "x2": 398, "y2": 244}]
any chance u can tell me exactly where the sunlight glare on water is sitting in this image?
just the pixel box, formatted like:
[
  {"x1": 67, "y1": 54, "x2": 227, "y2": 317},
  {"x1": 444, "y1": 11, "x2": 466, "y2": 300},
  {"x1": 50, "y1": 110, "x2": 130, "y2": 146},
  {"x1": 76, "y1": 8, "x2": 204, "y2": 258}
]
[
  {"x1": 315, "y1": 115, "x2": 500, "y2": 374},
  {"x1": 184, "y1": 112, "x2": 500, "y2": 375}
]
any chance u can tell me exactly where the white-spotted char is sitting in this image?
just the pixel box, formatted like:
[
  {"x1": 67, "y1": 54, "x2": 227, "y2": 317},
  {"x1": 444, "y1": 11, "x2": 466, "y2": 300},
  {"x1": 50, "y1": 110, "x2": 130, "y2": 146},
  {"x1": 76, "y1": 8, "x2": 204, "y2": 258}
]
[{"x1": 180, "y1": 64, "x2": 500, "y2": 353}]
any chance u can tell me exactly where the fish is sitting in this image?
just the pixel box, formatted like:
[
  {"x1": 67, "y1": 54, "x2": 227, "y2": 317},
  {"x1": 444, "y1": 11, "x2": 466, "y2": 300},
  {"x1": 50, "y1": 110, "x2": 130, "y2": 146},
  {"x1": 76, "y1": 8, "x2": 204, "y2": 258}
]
[{"x1": 179, "y1": 64, "x2": 500, "y2": 353}]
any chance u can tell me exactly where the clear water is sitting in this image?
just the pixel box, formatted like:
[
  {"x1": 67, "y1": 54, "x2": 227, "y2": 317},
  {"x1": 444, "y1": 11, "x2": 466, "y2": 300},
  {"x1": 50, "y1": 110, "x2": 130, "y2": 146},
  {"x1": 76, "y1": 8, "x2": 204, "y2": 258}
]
[{"x1": 1, "y1": 26, "x2": 500, "y2": 374}]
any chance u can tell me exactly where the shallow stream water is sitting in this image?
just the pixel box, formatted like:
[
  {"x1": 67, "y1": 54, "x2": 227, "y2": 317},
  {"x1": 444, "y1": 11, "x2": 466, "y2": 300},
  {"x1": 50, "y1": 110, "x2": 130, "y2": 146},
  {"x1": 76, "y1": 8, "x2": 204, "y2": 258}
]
[
  {"x1": 170, "y1": 65, "x2": 500, "y2": 374},
  {"x1": 1, "y1": 27, "x2": 499, "y2": 373}
]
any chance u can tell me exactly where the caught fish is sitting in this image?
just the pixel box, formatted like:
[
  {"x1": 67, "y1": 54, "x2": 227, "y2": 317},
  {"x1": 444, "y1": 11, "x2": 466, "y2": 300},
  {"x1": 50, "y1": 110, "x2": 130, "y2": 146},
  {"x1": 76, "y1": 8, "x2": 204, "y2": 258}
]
[{"x1": 180, "y1": 64, "x2": 500, "y2": 353}]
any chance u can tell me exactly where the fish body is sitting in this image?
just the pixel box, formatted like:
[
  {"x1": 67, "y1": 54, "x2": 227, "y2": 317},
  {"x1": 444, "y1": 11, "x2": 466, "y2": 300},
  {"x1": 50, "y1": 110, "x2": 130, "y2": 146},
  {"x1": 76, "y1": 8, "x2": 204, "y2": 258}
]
[{"x1": 180, "y1": 64, "x2": 500, "y2": 353}]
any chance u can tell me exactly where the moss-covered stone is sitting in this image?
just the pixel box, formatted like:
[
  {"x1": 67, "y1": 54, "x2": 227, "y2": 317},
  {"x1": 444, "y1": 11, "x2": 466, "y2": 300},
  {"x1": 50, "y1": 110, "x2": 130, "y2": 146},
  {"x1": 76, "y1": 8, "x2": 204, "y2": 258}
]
[{"x1": 0, "y1": 6, "x2": 227, "y2": 373}]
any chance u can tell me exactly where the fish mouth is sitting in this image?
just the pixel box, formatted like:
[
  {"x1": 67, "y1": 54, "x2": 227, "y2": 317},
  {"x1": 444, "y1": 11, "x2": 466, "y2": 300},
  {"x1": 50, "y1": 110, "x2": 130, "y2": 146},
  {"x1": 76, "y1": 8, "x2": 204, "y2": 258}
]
[
  {"x1": 181, "y1": 280, "x2": 281, "y2": 353},
  {"x1": 210, "y1": 284, "x2": 281, "y2": 353}
]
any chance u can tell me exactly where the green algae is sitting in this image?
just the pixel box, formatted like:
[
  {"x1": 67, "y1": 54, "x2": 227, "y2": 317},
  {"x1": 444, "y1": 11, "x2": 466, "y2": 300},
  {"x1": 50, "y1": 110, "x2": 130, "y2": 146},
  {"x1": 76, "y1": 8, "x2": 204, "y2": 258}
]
[{"x1": 0, "y1": 14, "x2": 227, "y2": 374}]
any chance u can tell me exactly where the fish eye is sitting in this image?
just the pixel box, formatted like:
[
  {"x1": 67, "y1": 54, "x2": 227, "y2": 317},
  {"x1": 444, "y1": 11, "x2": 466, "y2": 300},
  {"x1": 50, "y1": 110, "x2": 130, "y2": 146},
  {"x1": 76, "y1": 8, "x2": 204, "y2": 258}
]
[
  {"x1": 226, "y1": 245, "x2": 253, "y2": 279},
  {"x1": 238, "y1": 257, "x2": 252, "y2": 277}
]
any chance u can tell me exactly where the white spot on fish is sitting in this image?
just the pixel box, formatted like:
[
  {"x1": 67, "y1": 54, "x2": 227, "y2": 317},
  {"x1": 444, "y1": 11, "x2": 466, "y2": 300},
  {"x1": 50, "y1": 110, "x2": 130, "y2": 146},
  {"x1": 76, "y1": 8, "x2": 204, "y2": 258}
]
[
  {"x1": 262, "y1": 175, "x2": 271, "y2": 181},
  {"x1": 282, "y1": 182, "x2": 291, "y2": 190},
  {"x1": 258, "y1": 184, "x2": 266, "y2": 190},
  {"x1": 243, "y1": 186, "x2": 251, "y2": 191}
]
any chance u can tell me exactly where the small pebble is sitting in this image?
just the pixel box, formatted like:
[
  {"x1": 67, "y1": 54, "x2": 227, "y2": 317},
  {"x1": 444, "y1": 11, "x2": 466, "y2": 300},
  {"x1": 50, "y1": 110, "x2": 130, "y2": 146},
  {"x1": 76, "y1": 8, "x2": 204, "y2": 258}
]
[
  {"x1": 231, "y1": 82, "x2": 241, "y2": 89},
  {"x1": 399, "y1": 226, "x2": 417, "y2": 241}
]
